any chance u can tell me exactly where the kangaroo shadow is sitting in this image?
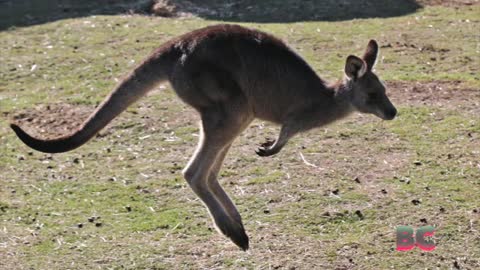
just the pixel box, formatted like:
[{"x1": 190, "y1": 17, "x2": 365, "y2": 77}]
[
  {"x1": 0, "y1": 0, "x2": 152, "y2": 31},
  {"x1": 0, "y1": 0, "x2": 422, "y2": 31},
  {"x1": 185, "y1": 0, "x2": 423, "y2": 23}
]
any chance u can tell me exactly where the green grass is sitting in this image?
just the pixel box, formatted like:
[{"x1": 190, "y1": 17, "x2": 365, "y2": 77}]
[{"x1": 0, "y1": 2, "x2": 479, "y2": 269}]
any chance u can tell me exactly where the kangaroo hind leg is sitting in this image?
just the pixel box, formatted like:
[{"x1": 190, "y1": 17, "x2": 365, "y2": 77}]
[
  {"x1": 207, "y1": 101, "x2": 261, "y2": 225},
  {"x1": 183, "y1": 99, "x2": 252, "y2": 250}
]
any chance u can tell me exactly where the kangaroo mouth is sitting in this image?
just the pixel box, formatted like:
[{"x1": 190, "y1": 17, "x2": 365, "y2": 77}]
[
  {"x1": 374, "y1": 108, "x2": 397, "y2": 120},
  {"x1": 382, "y1": 114, "x2": 396, "y2": 120}
]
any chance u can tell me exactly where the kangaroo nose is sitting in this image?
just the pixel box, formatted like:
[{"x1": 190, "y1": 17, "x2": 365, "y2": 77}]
[{"x1": 385, "y1": 108, "x2": 397, "y2": 120}]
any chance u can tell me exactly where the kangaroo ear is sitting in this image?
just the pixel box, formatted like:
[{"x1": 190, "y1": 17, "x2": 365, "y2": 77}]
[
  {"x1": 363, "y1": 39, "x2": 378, "y2": 70},
  {"x1": 345, "y1": 55, "x2": 367, "y2": 80}
]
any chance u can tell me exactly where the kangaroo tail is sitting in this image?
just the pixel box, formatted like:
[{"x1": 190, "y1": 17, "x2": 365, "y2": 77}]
[{"x1": 11, "y1": 48, "x2": 178, "y2": 153}]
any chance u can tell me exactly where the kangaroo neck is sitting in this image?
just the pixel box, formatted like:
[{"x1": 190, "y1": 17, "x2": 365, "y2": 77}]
[{"x1": 327, "y1": 80, "x2": 355, "y2": 121}]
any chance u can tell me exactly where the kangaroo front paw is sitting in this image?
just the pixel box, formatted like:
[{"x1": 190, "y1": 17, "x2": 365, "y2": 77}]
[
  {"x1": 256, "y1": 147, "x2": 273, "y2": 157},
  {"x1": 255, "y1": 139, "x2": 277, "y2": 157},
  {"x1": 260, "y1": 138, "x2": 275, "y2": 148}
]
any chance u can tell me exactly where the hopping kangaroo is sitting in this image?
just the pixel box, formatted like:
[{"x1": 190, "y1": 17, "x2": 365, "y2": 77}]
[{"x1": 11, "y1": 24, "x2": 396, "y2": 250}]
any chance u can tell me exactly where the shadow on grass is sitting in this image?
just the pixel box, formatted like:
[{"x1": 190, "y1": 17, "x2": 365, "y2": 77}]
[
  {"x1": 0, "y1": 0, "x2": 152, "y2": 31},
  {"x1": 0, "y1": 0, "x2": 423, "y2": 31},
  {"x1": 184, "y1": 0, "x2": 423, "y2": 22}
]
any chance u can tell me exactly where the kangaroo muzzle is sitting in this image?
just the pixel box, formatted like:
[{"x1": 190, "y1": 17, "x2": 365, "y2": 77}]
[
  {"x1": 375, "y1": 106, "x2": 397, "y2": 120},
  {"x1": 384, "y1": 107, "x2": 397, "y2": 120}
]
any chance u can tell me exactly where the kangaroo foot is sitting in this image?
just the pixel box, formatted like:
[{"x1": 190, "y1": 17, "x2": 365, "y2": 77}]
[{"x1": 213, "y1": 214, "x2": 249, "y2": 251}]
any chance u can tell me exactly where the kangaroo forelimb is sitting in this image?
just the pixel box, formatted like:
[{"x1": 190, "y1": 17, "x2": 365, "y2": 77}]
[{"x1": 256, "y1": 124, "x2": 298, "y2": 157}]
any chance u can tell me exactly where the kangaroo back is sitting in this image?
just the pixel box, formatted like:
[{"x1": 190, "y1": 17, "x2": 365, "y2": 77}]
[{"x1": 11, "y1": 48, "x2": 178, "y2": 153}]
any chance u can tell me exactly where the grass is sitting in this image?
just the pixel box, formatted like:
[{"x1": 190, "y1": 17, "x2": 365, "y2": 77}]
[{"x1": 0, "y1": 2, "x2": 479, "y2": 269}]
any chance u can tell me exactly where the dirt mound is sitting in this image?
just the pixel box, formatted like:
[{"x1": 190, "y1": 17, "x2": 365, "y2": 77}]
[
  {"x1": 11, "y1": 103, "x2": 92, "y2": 139},
  {"x1": 387, "y1": 81, "x2": 480, "y2": 115}
]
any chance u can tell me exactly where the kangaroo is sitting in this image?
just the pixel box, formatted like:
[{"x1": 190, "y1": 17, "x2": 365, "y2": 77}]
[{"x1": 11, "y1": 24, "x2": 397, "y2": 250}]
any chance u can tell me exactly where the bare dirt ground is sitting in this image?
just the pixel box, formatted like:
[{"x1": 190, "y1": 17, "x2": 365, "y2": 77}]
[
  {"x1": 387, "y1": 81, "x2": 480, "y2": 114},
  {"x1": 10, "y1": 103, "x2": 92, "y2": 139}
]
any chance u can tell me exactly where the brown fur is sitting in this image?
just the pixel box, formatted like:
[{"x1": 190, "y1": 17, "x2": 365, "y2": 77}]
[{"x1": 10, "y1": 24, "x2": 397, "y2": 250}]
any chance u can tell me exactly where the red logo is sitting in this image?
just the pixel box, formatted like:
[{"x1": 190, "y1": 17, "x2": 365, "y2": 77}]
[{"x1": 396, "y1": 225, "x2": 435, "y2": 251}]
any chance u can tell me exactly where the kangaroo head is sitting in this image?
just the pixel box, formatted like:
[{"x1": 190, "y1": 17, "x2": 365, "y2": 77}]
[{"x1": 343, "y1": 40, "x2": 397, "y2": 120}]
